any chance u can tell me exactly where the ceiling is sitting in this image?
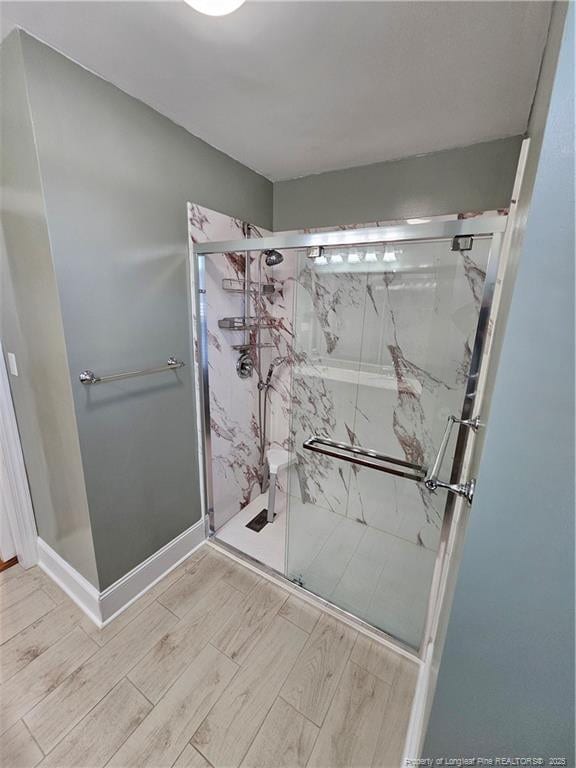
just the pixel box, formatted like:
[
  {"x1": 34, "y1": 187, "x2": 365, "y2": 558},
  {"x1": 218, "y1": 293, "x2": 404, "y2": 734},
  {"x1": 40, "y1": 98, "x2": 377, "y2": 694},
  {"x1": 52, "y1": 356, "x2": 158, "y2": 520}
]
[{"x1": 1, "y1": 1, "x2": 551, "y2": 181}]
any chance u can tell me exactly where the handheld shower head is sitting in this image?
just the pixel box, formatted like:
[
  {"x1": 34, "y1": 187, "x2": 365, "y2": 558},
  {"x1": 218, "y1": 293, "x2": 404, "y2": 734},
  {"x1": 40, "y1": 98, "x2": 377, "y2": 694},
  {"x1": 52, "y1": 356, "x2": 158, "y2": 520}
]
[
  {"x1": 264, "y1": 356, "x2": 289, "y2": 387},
  {"x1": 263, "y1": 249, "x2": 284, "y2": 267}
]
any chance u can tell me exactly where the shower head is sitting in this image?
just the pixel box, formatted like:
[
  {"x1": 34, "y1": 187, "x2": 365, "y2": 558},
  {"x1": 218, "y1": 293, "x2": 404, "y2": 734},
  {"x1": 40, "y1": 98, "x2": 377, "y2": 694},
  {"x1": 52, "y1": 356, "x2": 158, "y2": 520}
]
[{"x1": 263, "y1": 249, "x2": 284, "y2": 267}]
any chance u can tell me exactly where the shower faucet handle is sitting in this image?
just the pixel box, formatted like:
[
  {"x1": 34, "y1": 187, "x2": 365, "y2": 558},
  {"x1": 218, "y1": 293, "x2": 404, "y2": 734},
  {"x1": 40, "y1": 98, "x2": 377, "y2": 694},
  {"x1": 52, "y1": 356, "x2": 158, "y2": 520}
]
[{"x1": 236, "y1": 352, "x2": 254, "y2": 379}]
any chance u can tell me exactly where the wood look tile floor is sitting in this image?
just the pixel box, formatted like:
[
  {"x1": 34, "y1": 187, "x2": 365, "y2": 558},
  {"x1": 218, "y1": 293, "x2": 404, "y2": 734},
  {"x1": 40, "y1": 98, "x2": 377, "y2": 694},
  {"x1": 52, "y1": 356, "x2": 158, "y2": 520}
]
[{"x1": 0, "y1": 545, "x2": 418, "y2": 768}]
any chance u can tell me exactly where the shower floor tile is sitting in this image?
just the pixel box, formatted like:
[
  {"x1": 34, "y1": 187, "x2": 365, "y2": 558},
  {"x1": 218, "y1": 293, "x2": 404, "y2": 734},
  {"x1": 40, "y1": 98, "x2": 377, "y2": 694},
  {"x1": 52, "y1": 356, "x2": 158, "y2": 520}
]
[
  {"x1": 286, "y1": 498, "x2": 437, "y2": 649},
  {"x1": 215, "y1": 493, "x2": 286, "y2": 573},
  {"x1": 331, "y1": 525, "x2": 437, "y2": 648}
]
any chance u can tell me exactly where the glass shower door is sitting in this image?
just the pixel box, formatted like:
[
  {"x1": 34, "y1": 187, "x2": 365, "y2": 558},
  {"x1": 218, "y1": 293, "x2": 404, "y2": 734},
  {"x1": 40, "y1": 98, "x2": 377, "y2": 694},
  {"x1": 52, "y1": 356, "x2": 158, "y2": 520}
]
[{"x1": 286, "y1": 235, "x2": 492, "y2": 650}]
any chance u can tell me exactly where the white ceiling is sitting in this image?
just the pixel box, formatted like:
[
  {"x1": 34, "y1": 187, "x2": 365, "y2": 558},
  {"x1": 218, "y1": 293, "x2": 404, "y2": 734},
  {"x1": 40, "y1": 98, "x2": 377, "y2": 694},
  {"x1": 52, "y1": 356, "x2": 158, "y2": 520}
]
[{"x1": 1, "y1": 1, "x2": 551, "y2": 180}]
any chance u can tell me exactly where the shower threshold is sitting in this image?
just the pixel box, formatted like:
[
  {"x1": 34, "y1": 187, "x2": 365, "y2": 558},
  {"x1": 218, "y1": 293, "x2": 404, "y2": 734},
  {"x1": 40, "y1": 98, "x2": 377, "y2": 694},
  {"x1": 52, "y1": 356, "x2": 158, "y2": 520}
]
[{"x1": 208, "y1": 534, "x2": 419, "y2": 664}]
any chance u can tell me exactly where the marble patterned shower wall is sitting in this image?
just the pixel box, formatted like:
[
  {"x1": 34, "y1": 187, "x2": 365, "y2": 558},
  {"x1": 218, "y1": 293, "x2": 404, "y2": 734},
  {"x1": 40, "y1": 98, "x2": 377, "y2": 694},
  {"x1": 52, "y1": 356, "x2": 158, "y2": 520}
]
[{"x1": 187, "y1": 204, "x2": 296, "y2": 529}]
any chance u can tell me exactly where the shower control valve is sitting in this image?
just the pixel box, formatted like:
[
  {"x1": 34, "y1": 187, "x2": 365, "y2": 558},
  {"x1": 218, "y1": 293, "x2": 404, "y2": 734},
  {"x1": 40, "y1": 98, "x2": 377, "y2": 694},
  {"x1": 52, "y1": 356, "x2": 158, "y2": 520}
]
[{"x1": 236, "y1": 352, "x2": 254, "y2": 379}]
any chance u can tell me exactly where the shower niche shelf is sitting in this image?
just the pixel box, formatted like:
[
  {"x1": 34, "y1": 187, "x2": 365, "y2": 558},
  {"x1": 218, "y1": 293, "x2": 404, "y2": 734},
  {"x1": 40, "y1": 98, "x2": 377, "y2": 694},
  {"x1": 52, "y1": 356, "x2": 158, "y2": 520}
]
[
  {"x1": 218, "y1": 317, "x2": 275, "y2": 331},
  {"x1": 221, "y1": 278, "x2": 276, "y2": 296}
]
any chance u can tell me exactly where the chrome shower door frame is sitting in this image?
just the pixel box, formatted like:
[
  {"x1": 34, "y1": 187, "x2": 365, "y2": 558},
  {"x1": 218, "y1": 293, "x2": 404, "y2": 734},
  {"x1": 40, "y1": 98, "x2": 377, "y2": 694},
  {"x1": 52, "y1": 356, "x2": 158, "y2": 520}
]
[{"x1": 190, "y1": 216, "x2": 507, "y2": 660}]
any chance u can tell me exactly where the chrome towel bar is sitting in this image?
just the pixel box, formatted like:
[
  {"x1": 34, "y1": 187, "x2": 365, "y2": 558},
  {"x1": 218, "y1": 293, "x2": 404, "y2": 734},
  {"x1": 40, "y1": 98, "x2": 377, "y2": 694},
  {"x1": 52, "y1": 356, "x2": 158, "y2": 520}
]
[
  {"x1": 424, "y1": 415, "x2": 481, "y2": 503},
  {"x1": 79, "y1": 356, "x2": 185, "y2": 385},
  {"x1": 303, "y1": 436, "x2": 427, "y2": 482}
]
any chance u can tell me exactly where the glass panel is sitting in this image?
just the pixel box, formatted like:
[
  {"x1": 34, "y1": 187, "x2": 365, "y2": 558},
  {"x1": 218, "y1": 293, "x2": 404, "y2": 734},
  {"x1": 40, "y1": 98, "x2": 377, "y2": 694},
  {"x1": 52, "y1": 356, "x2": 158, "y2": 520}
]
[{"x1": 286, "y1": 237, "x2": 491, "y2": 649}]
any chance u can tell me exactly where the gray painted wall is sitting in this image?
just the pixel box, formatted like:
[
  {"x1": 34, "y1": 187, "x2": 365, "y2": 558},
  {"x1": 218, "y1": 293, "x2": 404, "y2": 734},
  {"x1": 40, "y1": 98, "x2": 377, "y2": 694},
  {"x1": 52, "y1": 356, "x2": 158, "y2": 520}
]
[
  {"x1": 0, "y1": 32, "x2": 98, "y2": 585},
  {"x1": 3, "y1": 30, "x2": 272, "y2": 589},
  {"x1": 18, "y1": 30, "x2": 272, "y2": 588},
  {"x1": 272, "y1": 136, "x2": 523, "y2": 230},
  {"x1": 423, "y1": 5, "x2": 574, "y2": 761}
]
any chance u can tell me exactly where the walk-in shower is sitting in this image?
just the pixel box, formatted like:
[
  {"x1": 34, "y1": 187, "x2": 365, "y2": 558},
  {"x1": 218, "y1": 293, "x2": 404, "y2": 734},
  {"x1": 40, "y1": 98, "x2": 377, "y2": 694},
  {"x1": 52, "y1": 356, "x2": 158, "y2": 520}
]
[{"x1": 189, "y1": 205, "x2": 507, "y2": 658}]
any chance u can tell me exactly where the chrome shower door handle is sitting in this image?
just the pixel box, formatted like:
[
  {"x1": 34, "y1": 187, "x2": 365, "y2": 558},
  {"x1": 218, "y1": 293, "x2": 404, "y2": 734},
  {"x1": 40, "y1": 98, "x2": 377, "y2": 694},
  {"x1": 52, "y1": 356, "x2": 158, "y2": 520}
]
[
  {"x1": 424, "y1": 415, "x2": 482, "y2": 504},
  {"x1": 303, "y1": 436, "x2": 426, "y2": 482}
]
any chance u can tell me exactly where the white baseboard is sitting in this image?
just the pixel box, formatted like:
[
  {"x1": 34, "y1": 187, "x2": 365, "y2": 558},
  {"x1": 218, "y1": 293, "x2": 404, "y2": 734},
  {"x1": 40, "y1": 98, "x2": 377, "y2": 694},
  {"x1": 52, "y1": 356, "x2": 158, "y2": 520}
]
[
  {"x1": 38, "y1": 519, "x2": 206, "y2": 627},
  {"x1": 38, "y1": 538, "x2": 102, "y2": 625},
  {"x1": 99, "y1": 519, "x2": 205, "y2": 624}
]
